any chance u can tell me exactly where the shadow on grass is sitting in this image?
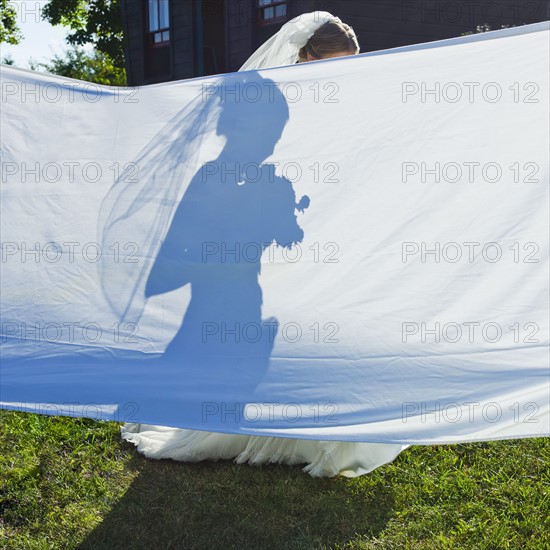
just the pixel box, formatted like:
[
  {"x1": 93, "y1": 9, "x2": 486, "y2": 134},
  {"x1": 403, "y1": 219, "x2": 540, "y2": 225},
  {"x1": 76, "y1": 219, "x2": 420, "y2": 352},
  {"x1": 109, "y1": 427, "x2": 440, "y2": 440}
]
[{"x1": 78, "y1": 447, "x2": 395, "y2": 550}]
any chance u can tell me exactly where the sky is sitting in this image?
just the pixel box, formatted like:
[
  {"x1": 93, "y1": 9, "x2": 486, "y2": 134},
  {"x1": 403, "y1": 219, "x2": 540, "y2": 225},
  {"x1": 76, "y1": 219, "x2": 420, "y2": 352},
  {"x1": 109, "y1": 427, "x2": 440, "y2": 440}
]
[{"x1": 0, "y1": 1, "x2": 91, "y2": 68}]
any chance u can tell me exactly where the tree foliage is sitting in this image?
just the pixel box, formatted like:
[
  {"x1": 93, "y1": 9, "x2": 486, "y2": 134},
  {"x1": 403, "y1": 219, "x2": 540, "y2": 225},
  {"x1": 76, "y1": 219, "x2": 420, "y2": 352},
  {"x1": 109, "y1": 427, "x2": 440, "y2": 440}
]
[
  {"x1": 33, "y1": 45, "x2": 126, "y2": 86},
  {"x1": 42, "y1": 0, "x2": 125, "y2": 69},
  {"x1": 0, "y1": 0, "x2": 22, "y2": 44}
]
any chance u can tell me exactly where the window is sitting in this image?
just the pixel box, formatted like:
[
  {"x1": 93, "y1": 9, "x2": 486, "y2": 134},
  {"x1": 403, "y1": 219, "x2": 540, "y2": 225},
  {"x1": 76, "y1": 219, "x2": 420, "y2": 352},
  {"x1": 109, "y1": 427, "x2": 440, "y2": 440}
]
[
  {"x1": 258, "y1": 0, "x2": 287, "y2": 24},
  {"x1": 147, "y1": 0, "x2": 170, "y2": 44},
  {"x1": 144, "y1": 0, "x2": 171, "y2": 81}
]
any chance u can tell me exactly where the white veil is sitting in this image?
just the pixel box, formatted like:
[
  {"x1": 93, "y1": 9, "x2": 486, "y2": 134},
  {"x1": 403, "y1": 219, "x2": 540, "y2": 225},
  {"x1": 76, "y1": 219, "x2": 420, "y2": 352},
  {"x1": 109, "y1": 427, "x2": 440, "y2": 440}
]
[{"x1": 239, "y1": 11, "x2": 340, "y2": 71}]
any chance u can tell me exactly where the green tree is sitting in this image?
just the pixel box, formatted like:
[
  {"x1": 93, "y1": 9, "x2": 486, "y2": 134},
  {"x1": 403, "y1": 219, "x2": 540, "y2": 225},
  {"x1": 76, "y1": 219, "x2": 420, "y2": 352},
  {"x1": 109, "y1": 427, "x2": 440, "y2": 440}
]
[
  {"x1": 33, "y1": 45, "x2": 126, "y2": 86},
  {"x1": 0, "y1": 0, "x2": 22, "y2": 44},
  {"x1": 2, "y1": 52, "x2": 14, "y2": 64},
  {"x1": 42, "y1": 0, "x2": 124, "y2": 69}
]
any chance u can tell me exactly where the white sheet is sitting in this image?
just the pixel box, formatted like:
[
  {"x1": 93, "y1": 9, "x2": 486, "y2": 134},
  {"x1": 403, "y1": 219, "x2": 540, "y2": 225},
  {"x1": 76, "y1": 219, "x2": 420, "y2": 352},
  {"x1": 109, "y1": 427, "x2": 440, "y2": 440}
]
[{"x1": 1, "y1": 23, "x2": 548, "y2": 444}]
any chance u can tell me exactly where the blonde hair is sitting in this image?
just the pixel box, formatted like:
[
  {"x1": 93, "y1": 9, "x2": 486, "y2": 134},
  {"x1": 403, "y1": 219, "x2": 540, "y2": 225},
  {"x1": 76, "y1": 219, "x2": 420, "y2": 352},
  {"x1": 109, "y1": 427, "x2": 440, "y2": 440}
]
[{"x1": 298, "y1": 20, "x2": 360, "y2": 63}]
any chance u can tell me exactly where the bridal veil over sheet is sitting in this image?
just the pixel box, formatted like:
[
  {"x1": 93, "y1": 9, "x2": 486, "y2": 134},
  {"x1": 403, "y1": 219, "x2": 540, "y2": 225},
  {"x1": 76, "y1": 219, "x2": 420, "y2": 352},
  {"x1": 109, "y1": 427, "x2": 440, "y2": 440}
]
[{"x1": 121, "y1": 11, "x2": 407, "y2": 477}]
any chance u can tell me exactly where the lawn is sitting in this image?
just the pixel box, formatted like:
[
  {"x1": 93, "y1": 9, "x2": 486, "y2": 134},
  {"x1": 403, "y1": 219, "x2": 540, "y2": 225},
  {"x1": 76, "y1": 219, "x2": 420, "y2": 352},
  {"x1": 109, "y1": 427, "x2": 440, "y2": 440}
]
[{"x1": 0, "y1": 410, "x2": 548, "y2": 549}]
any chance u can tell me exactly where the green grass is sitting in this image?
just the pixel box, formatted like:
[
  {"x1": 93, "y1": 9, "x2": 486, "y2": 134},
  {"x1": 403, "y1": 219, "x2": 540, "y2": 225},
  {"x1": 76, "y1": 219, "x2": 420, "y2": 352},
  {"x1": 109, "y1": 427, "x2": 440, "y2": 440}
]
[{"x1": 0, "y1": 410, "x2": 548, "y2": 549}]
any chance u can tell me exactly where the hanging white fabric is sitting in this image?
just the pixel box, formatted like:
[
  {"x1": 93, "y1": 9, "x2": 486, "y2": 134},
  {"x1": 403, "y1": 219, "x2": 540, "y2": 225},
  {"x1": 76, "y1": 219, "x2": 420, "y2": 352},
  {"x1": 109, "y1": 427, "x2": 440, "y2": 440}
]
[{"x1": 0, "y1": 22, "x2": 548, "y2": 444}]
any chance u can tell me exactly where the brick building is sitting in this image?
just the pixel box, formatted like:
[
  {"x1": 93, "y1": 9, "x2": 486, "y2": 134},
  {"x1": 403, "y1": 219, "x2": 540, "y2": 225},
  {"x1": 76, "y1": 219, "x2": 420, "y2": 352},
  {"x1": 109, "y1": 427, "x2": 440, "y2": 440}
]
[{"x1": 120, "y1": 0, "x2": 550, "y2": 85}]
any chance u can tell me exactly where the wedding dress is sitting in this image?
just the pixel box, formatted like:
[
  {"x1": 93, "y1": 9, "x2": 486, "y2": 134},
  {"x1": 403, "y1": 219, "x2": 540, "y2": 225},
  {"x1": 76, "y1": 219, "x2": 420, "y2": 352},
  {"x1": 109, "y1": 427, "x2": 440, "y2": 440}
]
[{"x1": 121, "y1": 12, "x2": 408, "y2": 477}]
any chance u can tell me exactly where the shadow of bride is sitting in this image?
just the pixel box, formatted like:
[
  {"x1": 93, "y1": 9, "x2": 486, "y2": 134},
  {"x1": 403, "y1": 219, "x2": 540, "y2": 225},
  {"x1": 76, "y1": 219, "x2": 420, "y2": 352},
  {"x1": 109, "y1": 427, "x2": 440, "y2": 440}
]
[
  {"x1": 145, "y1": 84, "x2": 309, "y2": 358},
  {"x1": 142, "y1": 74, "x2": 310, "y2": 422},
  {"x1": 97, "y1": 71, "x2": 310, "y2": 429},
  {"x1": 77, "y1": 456, "x2": 395, "y2": 550}
]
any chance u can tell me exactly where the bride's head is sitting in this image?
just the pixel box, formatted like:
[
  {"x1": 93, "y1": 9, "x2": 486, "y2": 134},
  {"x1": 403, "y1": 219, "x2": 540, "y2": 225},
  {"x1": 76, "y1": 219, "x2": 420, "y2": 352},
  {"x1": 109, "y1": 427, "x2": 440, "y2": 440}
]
[{"x1": 298, "y1": 19, "x2": 360, "y2": 63}]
